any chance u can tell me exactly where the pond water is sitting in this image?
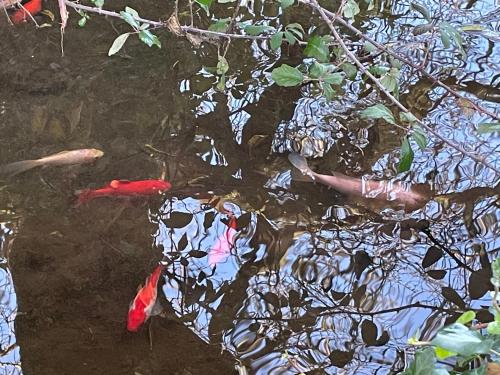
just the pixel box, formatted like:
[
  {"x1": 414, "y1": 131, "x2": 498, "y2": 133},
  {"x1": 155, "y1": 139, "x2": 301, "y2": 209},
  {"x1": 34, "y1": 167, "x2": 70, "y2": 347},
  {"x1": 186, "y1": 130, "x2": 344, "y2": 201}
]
[{"x1": 0, "y1": 0, "x2": 499, "y2": 374}]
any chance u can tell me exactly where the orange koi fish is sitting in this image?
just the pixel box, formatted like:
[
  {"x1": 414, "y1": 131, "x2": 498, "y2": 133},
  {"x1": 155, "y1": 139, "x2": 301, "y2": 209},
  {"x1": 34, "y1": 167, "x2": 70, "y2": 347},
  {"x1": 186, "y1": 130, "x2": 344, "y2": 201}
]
[
  {"x1": 127, "y1": 264, "x2": 164, "y2": 332},
  {"x1": 76, "y1": 179, "x2": 172, "y2": 205},
  {"x1": 9, "y1": 0, "x2": 42, "y2": 24}
]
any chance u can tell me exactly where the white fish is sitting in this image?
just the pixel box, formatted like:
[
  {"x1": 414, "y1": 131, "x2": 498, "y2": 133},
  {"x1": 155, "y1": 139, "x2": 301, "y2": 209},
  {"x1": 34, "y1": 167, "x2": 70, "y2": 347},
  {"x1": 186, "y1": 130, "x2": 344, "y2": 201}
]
[
  {"x1": 288, "y1": 153, "x2": 430, "y2": 211},
  {"x1": 0, "y1": 148, "x2": 104, "y2": 176}
]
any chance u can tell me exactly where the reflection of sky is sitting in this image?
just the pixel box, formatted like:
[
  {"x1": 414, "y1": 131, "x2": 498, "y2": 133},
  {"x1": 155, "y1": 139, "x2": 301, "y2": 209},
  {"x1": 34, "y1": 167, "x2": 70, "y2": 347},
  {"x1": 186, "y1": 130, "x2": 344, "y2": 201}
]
[
  {"x1": 0, "y1": 221, "x2": 22, "y2": 374},
  {"x1": 160, "y1": 0, "x2": 500, "y2": 373}
]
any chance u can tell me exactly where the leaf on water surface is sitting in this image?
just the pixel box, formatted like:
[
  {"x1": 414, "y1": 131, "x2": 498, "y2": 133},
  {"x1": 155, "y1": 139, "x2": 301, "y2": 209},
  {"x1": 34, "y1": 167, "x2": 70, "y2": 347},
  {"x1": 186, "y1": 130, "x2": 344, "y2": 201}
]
[
  {"x1": 410, "y1": 2, "x2": 432, "y2": 21},
  {"x1": 360, "y1": 104, "x2": 396, "y2": 125},
  {"x1": 422, "y1": 246, "x2": 443, "y2": 268},
  {"x1": 376, "y1": 330, "x2": 390, "y2": 346},
  {"x1": 108, "y1": 33, "x2": 130, "y2": 56},
  {"x1": 468, "y1": 267, "x2": 493, "y2": 299},
  {"x1": 361, "y1": 319, "x2": 378, "y2": 346},
  {"x1": 427, "y1": 269, "x2": 447, "y2": 280},
  {"x1": 441, "y1": 287, "x2": 466, "y2": 309},
  {"x1": 478, "y1": 122, "x2": 500, "y2": 134},
  {"x1": 329, "y1": 349, "x2": 354, "y2": 368},
  {"x1": 431, "y1": 323, "x2": 494, "y2": 356},
  {"x1": 178, "y1": 232, "x2": 189, "y2": 251},
  {"x1": 162, "y1": 212, "x2": 193, "y2": 228},
  {"x1": 399, "y1": 136, "x2": 414, "y2": 173},
  {"x1": 304, "y1": 35, "x2": 330, "y2": 63}
]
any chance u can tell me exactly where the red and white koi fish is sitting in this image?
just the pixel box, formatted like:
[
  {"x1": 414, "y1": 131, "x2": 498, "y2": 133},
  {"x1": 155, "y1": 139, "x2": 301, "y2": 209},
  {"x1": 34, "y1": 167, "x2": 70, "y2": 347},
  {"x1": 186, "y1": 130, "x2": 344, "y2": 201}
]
[
  {"x1": 208, "y1": 215, "x2": 238, "y2": 267},
  {"x1": 9, "y1": 0, "x2": 42, "y2": 24},
  {"x1": 127, "y1": 264, "x2": 164, "y2": 332},
  {"x1": 76, "y1": 179, "x2": 172, "y2": 205}
]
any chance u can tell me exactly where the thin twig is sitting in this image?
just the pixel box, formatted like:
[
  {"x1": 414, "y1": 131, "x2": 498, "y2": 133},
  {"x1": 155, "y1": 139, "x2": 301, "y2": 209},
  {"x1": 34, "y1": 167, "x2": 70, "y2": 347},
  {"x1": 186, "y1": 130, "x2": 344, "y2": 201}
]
[
  {"x1": 304, "y1": 0, "x2": 500, "y2": 176},
  {"x1": 64, "y1": 0, "x2": 267, "y2": 41},
  {"x1": 299, "y1": 0, "x2": 500, "y2": 122}
]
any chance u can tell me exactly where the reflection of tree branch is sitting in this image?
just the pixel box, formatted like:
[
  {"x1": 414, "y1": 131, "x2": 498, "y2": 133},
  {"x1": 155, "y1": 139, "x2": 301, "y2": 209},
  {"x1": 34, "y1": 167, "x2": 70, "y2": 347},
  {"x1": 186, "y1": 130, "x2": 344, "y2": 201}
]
[
  {"x1": 422, "y1": 228, "x2": 474, "y2": 272},
  {"x1": 302, "y1": 0, "x2": 500, "y2": 176},
  {"x1": 299, "y1": 0, "x2": 500, "y2": 122},
  {"x1": 242, "y1": 302, "x2": 459, "y2": 322}
]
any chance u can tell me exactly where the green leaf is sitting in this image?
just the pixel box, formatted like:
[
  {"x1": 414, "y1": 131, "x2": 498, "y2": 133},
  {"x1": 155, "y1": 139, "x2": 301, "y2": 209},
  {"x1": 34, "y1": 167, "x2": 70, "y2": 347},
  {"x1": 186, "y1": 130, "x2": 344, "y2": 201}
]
[
  {"x1": 244, "y1": 24, "x2": 274, "y2": 36},
  {"x1": 283, "y1": 31, "x2": 297, "y2": 44},
  {"x1": 439, "y1": 22, "x2": 466, "y2": 58},
  {"x1": 78, "y1": 17, "x2": 87, "y2": 27},
  {"x1": 309, "y1": 61, "x2": 329, "y2": 79},
  {"x1": 381, "y1": 73, "x2": 398, "y2": 92},
  {"x1": 363, "y1": 41, "x2": 377, "y2": 53},
  {"x1": 270, "y1": 32, "x2": 284, "y2": 50},
  {"x1": 208, "y1": 18, "x2": 230, "y2": 32},
  {"x1": 360, "y1": 104, "x2": 396, "y2": 125},
  {"x1": 341, "y1": 62, "x2": 357, "y2": 80},
  {"x1": 323, "y1": 83, "x2": 336, "y2": 101},
  {"x1": 216, "y1": 55, "x2": 229, "y2": 75},
  {"x1": 434, "y1": 346, "x2": 456, "y2": 360},
  {"x1": 323, "y1": 72, "x2": 343, "y2": 85},
  {"x1": 138, "y1": 30, "x2": 161, "y2": 48},
  {"x1": 412, "y1": 127, "x2": 427, "y2": 150},
  {"x1": 410, "y1": 2, "x2": 431, "y2": 21},
  {"x1": 456, "y1": 311, "x2": 476, "y2": 325},
  {"x1": 487, "y1": 320, "x2": 500, "y2": 335},
  {"x1": 401, "y1": 347, "x2": 440, "y2": 375},
  {"x1": 478, "y1": 122, "x2": 500, "y2": 134},
  {"x1": 91, "y1": 0, "x2": 104, "y2": 7},
  {"x1": 399, "y1": 136, "x2": 414, "y2": 173},
  {"x1": 108, "y1": 33, "x2": 130, "y2": 56},
  {"x1": 493, "y1": 258, "x2": 500, "y2": 279},
  {"x1": 216, "y1": 73, "x2": 226, "y2": 91},
  {"x1": 431, "y1": 323, "x2": 494, "y2": 356},
  {"x1": 285, "y1": 23, "x2": 304, "y2": 39},
  {"x1": 271, "y1": 64, "x2": 304, "y2": 87},
  {"x1": 304, "y1": 35, "x2": 329, "y2": 62},
  {"x1": 124, "y1": 6, "x2": 139, "y2": 18},
  {"x1": 120, "y1": 10, "x2": 140, "y2": 29},
  {"x1": 280, "y1": 0, "x2": 295, "y2": 9},
  {"x1": 343, "y1": 0, "x2": 360, "y2": 19},
  {"x1": 400, "y1": 112, "x2": 418, "y2": 123},
  {"x1": 195, "y1": 0, "x2": 213, "y2": 15}
]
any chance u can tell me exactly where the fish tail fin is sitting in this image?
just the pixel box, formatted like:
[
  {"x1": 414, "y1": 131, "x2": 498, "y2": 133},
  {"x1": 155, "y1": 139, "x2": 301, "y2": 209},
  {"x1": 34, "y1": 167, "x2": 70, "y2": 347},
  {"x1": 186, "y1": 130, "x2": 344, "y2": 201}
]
[
  {"x1": 288, "y1": 153, "x2": 315, "y2": 182},
  {"x1": 75, "y1": 189, "x2": 94, "y2": 206},
  {"x1": 0, "y1": 160, "x2": 40, "y2": 177}
]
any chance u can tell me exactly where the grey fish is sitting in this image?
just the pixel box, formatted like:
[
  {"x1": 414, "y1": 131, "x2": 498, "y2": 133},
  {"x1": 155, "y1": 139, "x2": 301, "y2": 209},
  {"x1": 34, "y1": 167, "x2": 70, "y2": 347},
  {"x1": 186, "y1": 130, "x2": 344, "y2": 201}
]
[
  {"x1": 288, "y1": 153, "x2": 430, "y2": 211},
  {"x1": 0, "y1": 148, "x2": 104, "y2": 177}
]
